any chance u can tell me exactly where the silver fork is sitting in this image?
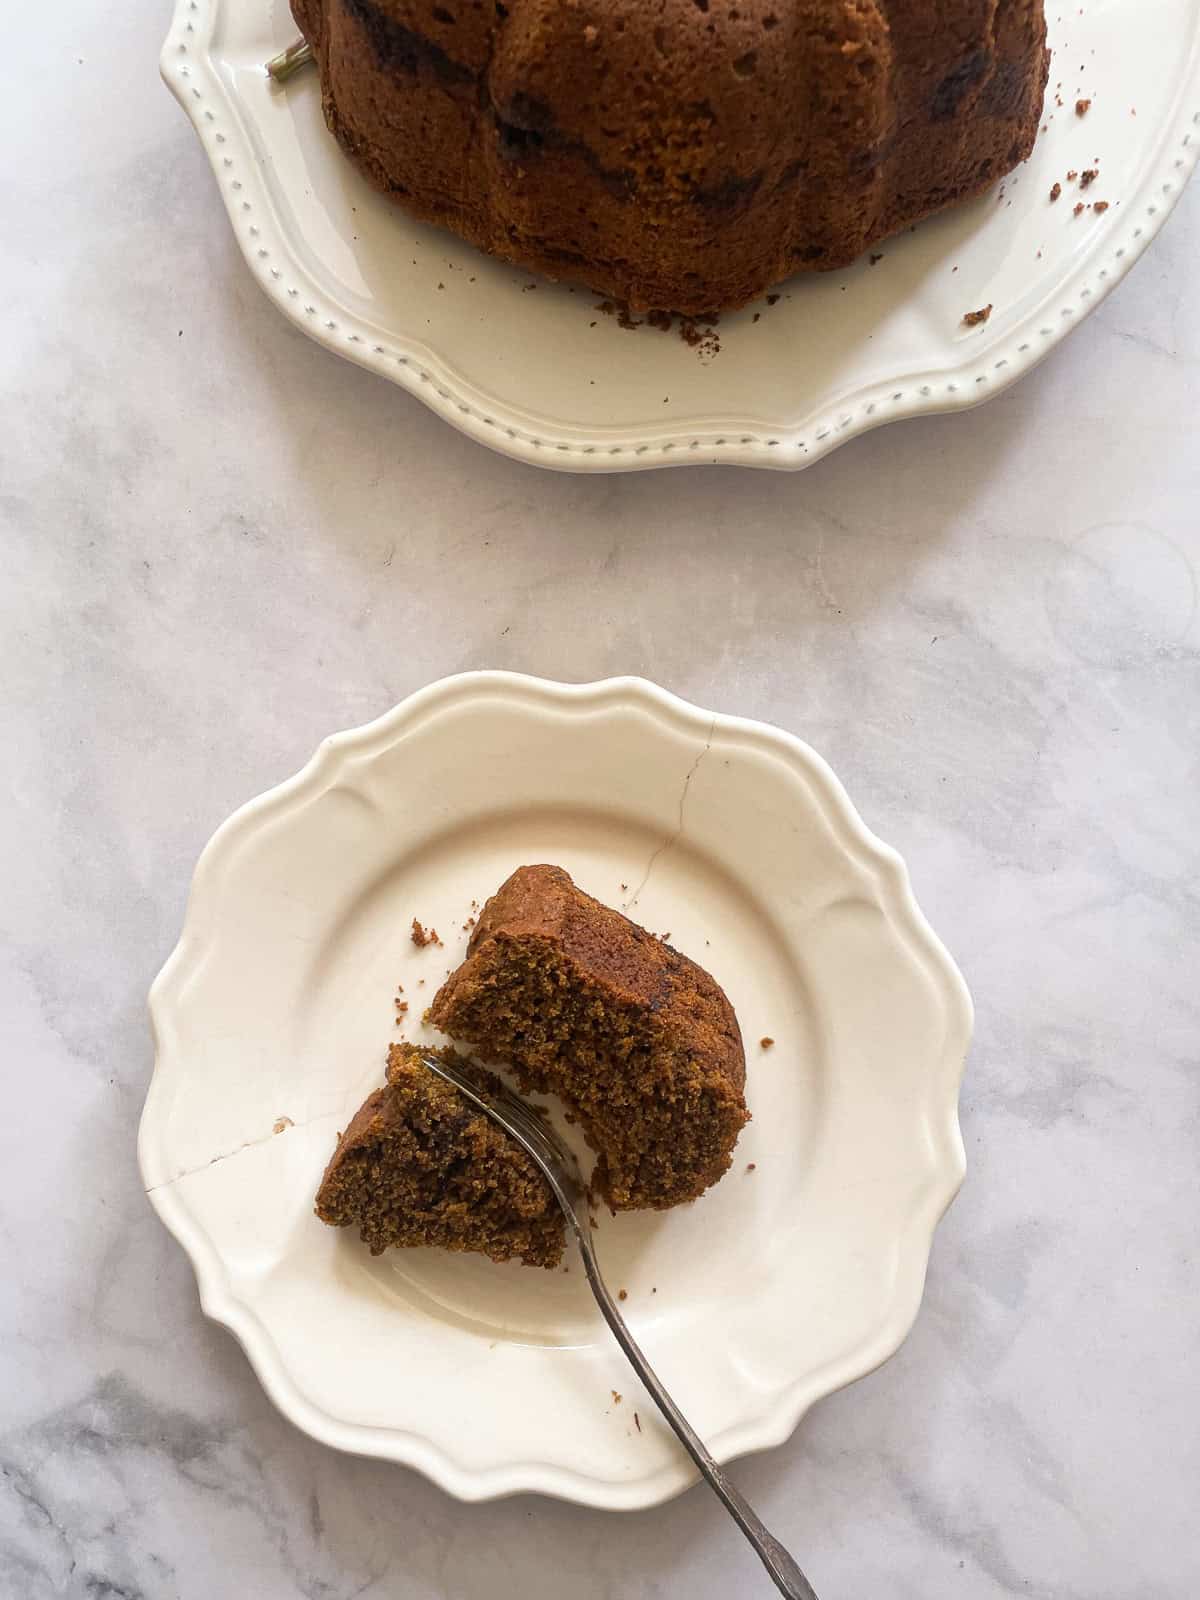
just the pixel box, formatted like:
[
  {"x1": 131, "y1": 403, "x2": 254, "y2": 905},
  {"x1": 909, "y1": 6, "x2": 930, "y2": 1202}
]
[{"x1": 417, "y1": 1051, "x2": 820, "y2": 1600}]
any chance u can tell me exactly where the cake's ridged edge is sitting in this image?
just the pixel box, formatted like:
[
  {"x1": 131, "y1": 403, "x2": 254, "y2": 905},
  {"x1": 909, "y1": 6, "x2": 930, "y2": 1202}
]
[{"x1": 293, "y1": 0, "x2": 1047, "y2": 313}]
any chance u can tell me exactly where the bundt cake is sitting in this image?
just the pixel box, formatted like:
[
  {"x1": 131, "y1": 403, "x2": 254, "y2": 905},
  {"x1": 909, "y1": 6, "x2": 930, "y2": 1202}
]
[
  {"x1": 315, "y1": 1043, "x2": 565, "y2": 1267},
  {"x1": 290, "y1": 0, "x2": 1048, "y2": 314},
  {"x1": 428, "y1": 865, "x2": 749, "y2": 1210}
]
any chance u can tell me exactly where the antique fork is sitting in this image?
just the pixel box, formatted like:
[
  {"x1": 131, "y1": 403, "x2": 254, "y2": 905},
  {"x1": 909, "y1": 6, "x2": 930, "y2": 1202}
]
[{"x1": 417, "y1": 1051, "x2": 819, "y2": 1600}]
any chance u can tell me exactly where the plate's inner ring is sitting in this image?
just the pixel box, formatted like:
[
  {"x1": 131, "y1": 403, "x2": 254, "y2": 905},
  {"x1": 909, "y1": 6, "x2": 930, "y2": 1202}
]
[{"x1": 290, "y1": 805, "x2": 825, "y2": 1349}]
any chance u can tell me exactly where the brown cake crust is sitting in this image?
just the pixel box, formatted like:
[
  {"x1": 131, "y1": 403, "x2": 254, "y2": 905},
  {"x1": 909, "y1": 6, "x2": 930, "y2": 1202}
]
[
  {"x1": 429, "y1": 865, "x2": 749, "y2": 1209},
  {"x1": 315, "y1": 1043, "x2": 564, "y2": 1267},
  {"x1": 292, "y1": 0, "x2": 1048, "y2": 314}
]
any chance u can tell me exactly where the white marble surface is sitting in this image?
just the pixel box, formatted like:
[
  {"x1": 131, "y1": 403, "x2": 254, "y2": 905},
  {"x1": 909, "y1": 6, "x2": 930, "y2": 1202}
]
[{"x1": 3, "y1": 4, "x2": 1200, "y2": 1596}]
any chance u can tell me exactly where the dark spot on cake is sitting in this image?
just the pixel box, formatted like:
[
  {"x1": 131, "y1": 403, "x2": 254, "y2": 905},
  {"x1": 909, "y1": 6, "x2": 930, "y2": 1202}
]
[
  {"x1": 773, "y1": 158, "x2": 804, "y2": 194},
  {"x1": 732, "y1": 51, "x2": 757, "y2": 79},
  {"x1": 344, "y1": 0, "x2": 473, "y2": 85},
  {"x1": 980, "y1": 58, "x2": 1028, "y2": 120},
  {"x1": 932, "y1": 48, "x2": 990, "y2": 121}
]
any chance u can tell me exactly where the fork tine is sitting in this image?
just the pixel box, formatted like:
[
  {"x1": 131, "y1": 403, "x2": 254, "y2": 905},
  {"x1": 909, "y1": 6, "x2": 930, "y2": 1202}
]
[{"x1": 414, "y1": 1050, "x2": 581, "y2": 1191}]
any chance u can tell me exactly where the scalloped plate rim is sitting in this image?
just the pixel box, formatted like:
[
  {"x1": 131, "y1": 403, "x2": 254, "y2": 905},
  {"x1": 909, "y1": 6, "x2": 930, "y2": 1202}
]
[
  {"x1": 139, "y1": 671, "x2": 973, "y2": 1507},
  {"x1": 162, "y1": 0, "x2": 1200, "y2": 472}
]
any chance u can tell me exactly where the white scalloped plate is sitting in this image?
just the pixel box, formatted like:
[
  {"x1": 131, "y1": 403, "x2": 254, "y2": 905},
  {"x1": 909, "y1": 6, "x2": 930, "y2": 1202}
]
[
  {"x1": 164, "y1": 0, "x2": 1199, "y2": 472},
  {"x1": 139, "y1": 674, "x2": 972, "y2": 1508}
]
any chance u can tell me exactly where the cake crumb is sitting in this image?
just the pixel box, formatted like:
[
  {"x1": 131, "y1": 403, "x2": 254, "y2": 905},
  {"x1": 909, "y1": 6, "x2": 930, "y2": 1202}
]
[
  {"x1": 1067, "y1": 169, "x2": 1078, "y2": 182},
  {"x1": 634, "y1": 1411, "x2": 642, "y2": 1432},
  {"x1": 1092, "y1": 200, "x2": 1110, "y2": 214},
  {"x1": 1079, "y1": 168, "x2": 1098, "y2": 190},
  {"x1": 1074, "y1": 202, "x2": 1085, "y2": 216},
  {"x1": 746, "y1": 1161, "x2": 757, "y2": 1172},
  {"x1": 1075, "y1": 97, "x2": 1091, "y2": 116},
  {"x1": 411, "y1": 919, "x2": 439, "y2": 948},
  {"x1": 273, "y1": 1116, "x2": 294, "y2": 1135},
  {"x1": 1049, "y1": 182, "x2": 1062, "y2": 202},
  {"x1": 760, "y1": 1036, "x2": 774, "y2": 1050},
  {"x1": 678, "y1": 316, "x2": 720, "y2": 358},
  {"x1": 962, "y1": 305, "x2": 993, "y2": 327},
  {"x1": 618, "y1": 1288, "x2": 628, "y2": 1301},
  {"x1": 766, "y1": 293, "x2": 780, "y2": 306},
  {"x1": 612, "y1": 1390, "x2": 622, "y2": 1404}
]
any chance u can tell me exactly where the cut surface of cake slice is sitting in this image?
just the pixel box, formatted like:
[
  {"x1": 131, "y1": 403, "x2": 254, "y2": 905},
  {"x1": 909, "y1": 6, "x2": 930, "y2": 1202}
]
[
  {"x1": 429, "y1": 865, "x2": 749, "y2": 1210},
  {"x1": 315, "y1": 1044, "x2": 564, "y2": 1268}
]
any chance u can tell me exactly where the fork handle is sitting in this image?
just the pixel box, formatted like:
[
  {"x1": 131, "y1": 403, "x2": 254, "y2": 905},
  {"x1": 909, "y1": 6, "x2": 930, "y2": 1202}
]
[
  {"x1": 412, "y1": 1052, "x2": 819, "y2": 1597},
  {"x1": 569, "y1": 1215, "x2": 819, "y2": 1600}
]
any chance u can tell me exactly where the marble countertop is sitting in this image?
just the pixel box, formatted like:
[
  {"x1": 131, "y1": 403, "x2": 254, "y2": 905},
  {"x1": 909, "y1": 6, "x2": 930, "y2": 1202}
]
[{"x1": 3, "y1": 4, "x2": 1199, "y2": 1596}]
